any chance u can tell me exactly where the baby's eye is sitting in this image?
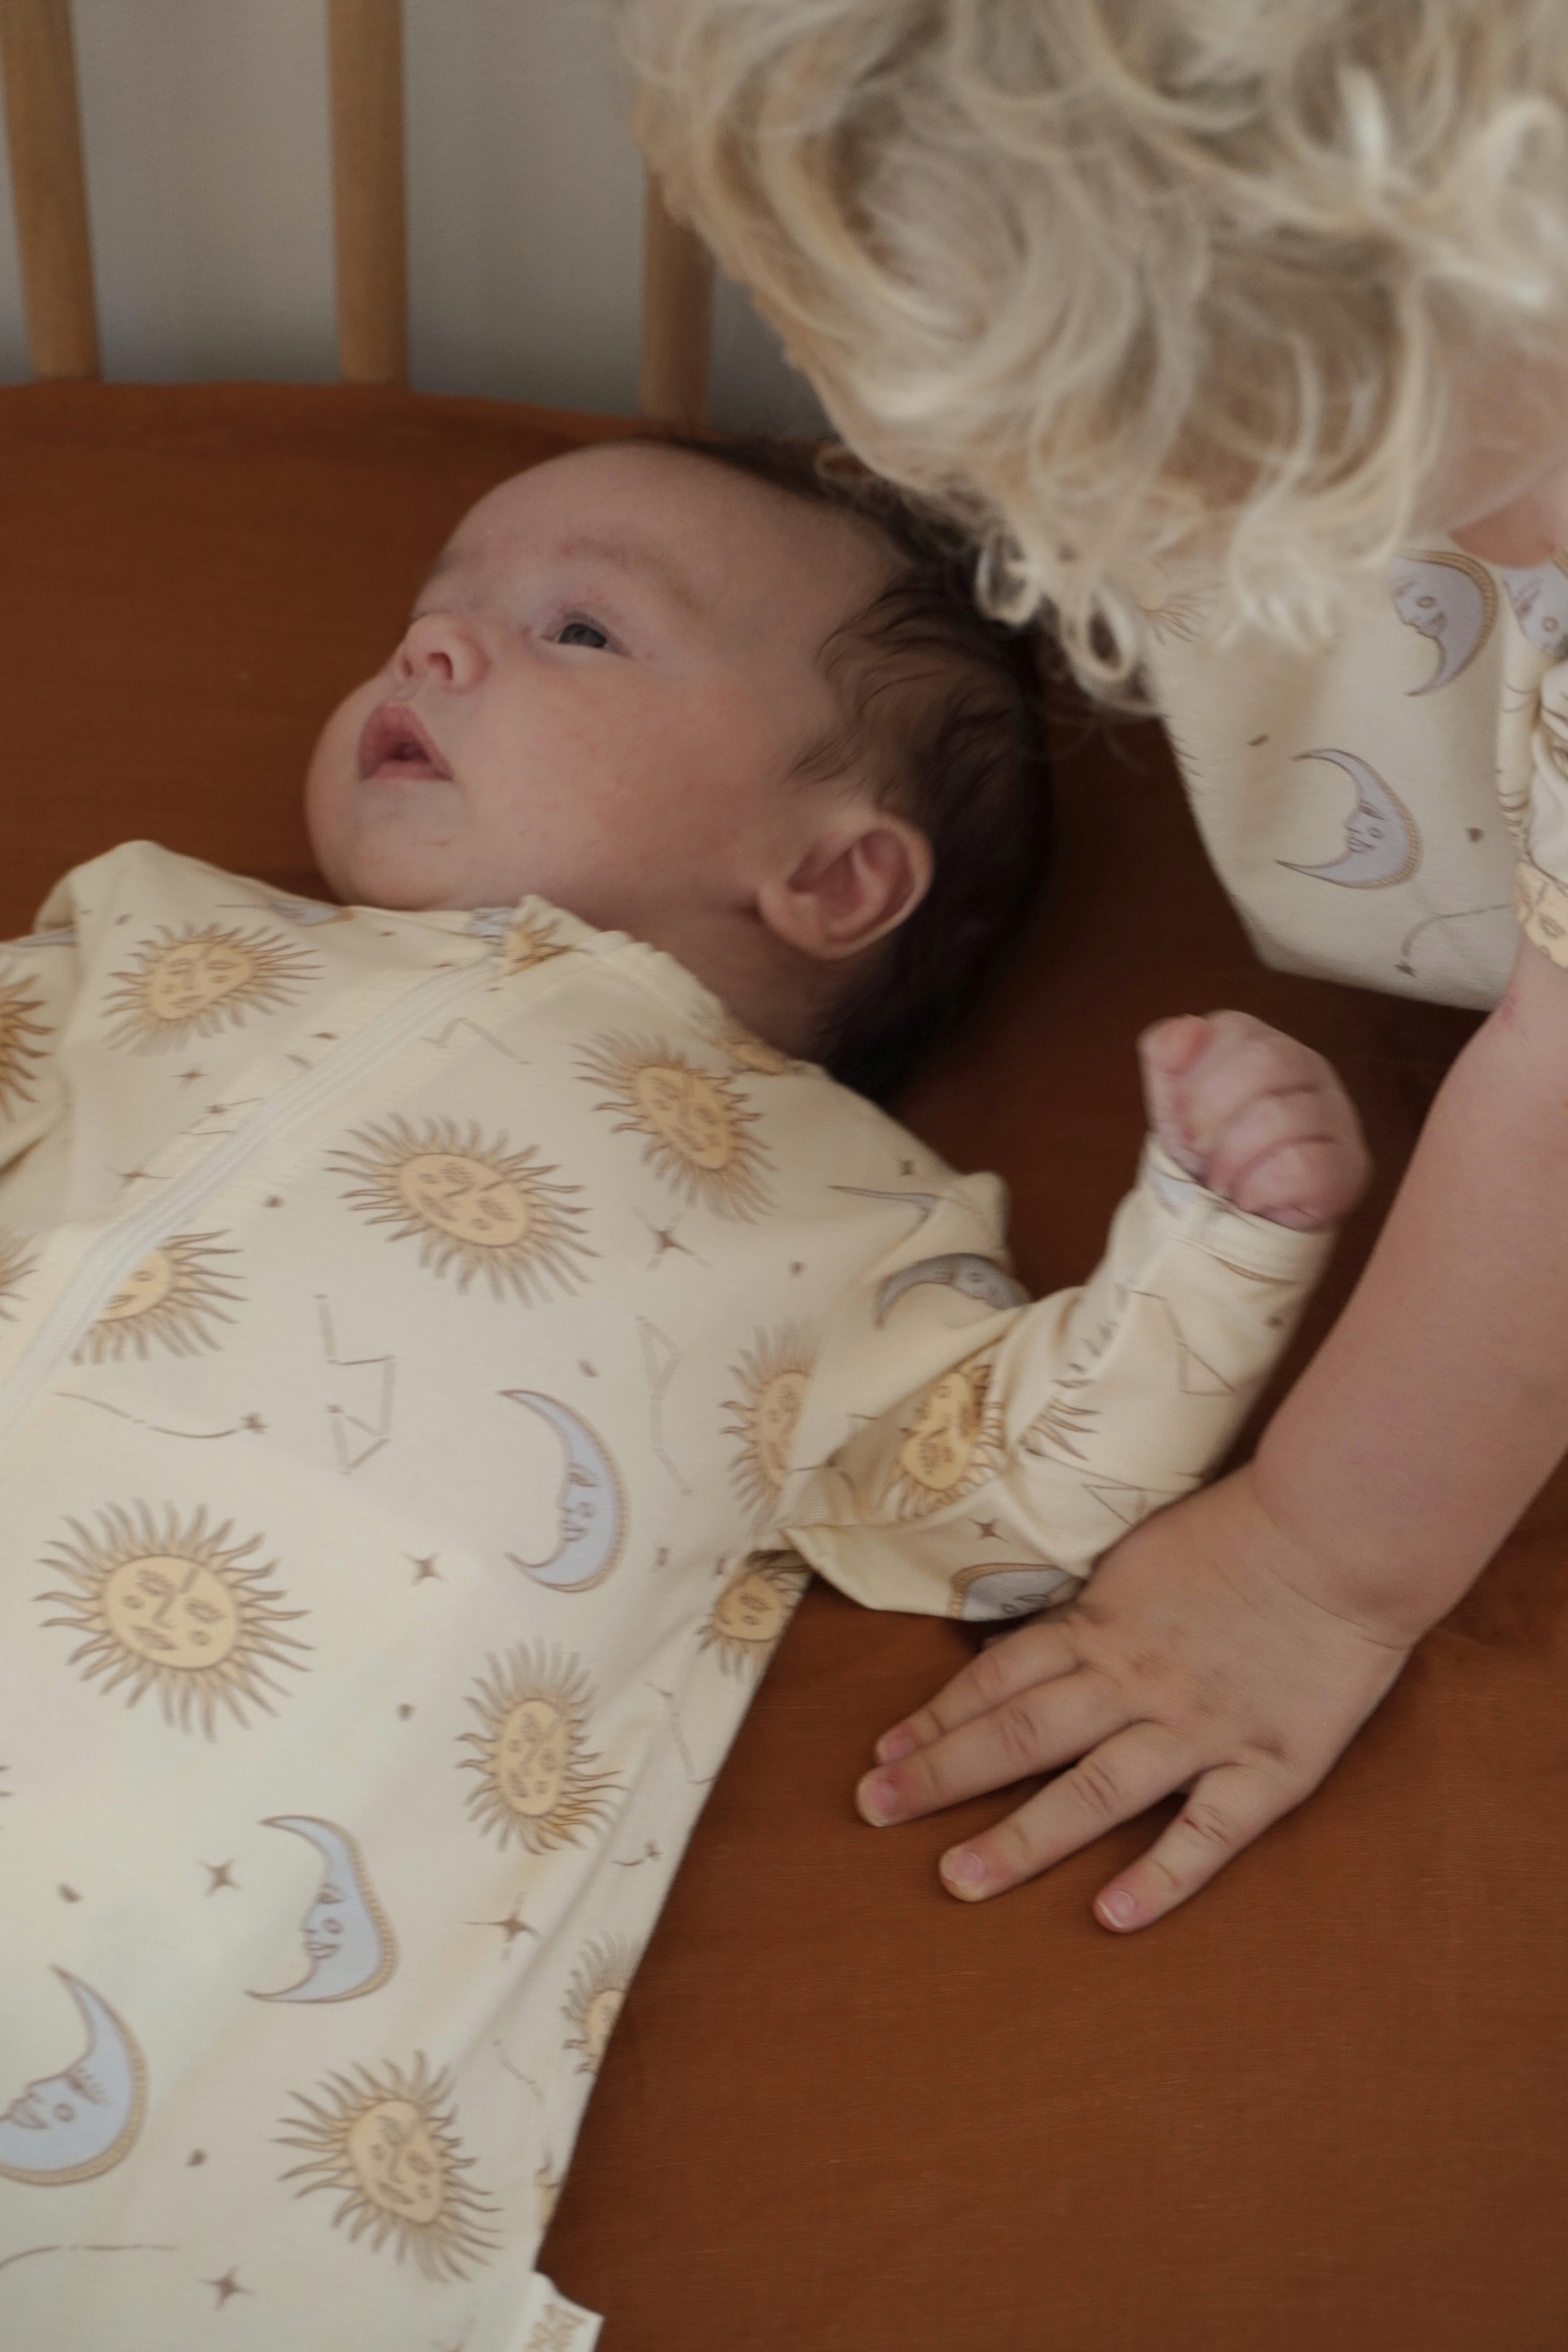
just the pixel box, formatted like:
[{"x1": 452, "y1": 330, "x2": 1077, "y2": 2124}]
[{"x1": 554, "y1": 616, "x2": 613, "y2": 651}]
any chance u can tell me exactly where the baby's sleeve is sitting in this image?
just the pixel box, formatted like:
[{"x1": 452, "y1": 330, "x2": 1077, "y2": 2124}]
[
  {"x1": 0, "y1": 875, "x2": 85, "y2": 1178},
  {"x1": 778, "y1": 1143, "x2": 1332, "y2": 1622}
]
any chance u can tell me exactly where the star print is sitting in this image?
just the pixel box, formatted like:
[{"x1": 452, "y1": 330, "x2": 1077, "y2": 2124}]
[
  {"x1": 473, "y1": 1905, "x2": 537, "y2": 1950},
  {"x1": 202, "y1": 1861, "x2": 238, "y2": 1894},
  {"x1": 973, "y1": 1519, "x2": 1004, "y2": 1541},
  {"x1": 396, "y1": 1702, "x2": 415, "y2": 1719},
  {"x1": 638, "y1": 1211, "x2": 707, "y2": 1269},
  {"x1": 241, "y1": 1413, "x2": 267, "y2": 1434},
  {"x1": 204, "y1": 2268, "x2": 248, "y2": 2307},
  {"x1": 263, "y1": 1195, "x2": 284, "y2": 1207},
  {"x1": 188, "y1": 2148, "x2": 207, "y2": 2166},
  {"x1": 409, "y1": 1555, "x2": 441, "y2": 1583},
  {"x1": 176, "y1": 1067, "x2": 205, "y2": 1086},
  {"x1": 58, "y1": 1884, "x2": 80, "y2": 1902},
  {"x1": 789, "y1": 1261, "x2": 805, "y2": 1276},
  {"x1": 899, "y1": 1159, "x2": 917, "y2": 1177},
  {"x1": 578, "y1": 1361, "x2": 598, "y2": 1378},
  {"x1": 312, "y1": 1030, "x2": 339, "y2": 1040}
]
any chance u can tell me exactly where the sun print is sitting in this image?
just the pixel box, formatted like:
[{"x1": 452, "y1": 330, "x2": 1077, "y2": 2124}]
[
  {"x1": 0, "y1": 975, "x2": 53, "y2": 1116},
  {"x1": 101, "y1": 922, "x2": 318, "y2": 1051},
  {"x1": 497, "y1": 913, "x2": 570, "y2": 975},
  {"x1": 330, "y1": 1115, "x2": 591, "y2": 1303},
  {"x1": 886, "y1": 1352, "x2": 1003, "y2": 1518},
  {"x1": 37, "y1": 1501, "x2": 309, "y2": 1736},
  {"x1": 1023, "y1": 1388, "x2": 1100, "y2": 1465},
  {"x1": 74, "y1": 1231, "x2": 243, "y2": 1363},
  {"x1": 277, "y1": 2053, "x2": 499, "y2": 2281},
  {"x1": 561, "y1": 1936, "x2": 637, "y2": 2076},
  {"x1": 0, "y1": 1227, "x2": 36, "y2": 1322},
  {"x1": 724, "y1": 1327, "x2": 815, "y2": 1527},
  {"x1": 706, "y1": 1013, "x2": 799, "y2": 1077},
  {"x1": 578, "y1": 1033, "x2": 773, "y2": 1218},
  {"x1": 701, "y1": 1552, "x2": 808, "y2": 1677},
  {"x1": 458, "y1": 1644, "x2": 621, "y2": 1855}
]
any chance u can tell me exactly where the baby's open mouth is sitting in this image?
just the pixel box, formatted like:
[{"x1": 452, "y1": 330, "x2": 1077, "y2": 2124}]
[{"x1": 358, "y1": 702, "x2": 454, "y2": 782}]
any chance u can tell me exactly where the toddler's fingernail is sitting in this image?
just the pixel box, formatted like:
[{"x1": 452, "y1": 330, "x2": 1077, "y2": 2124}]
[
  {"x1": 875, "y1": 1726, "x2": 915, "y2": 1764},
  {"x1": 940, "y1": 1847, "x2": 987, "y2": 1896},
  {"x1": 1097, "y1": 1889, "x2": 1137, "y2": 1929},
  {"x1": 858, "y1": 1771, "x2": 900, "y2": 1825}
]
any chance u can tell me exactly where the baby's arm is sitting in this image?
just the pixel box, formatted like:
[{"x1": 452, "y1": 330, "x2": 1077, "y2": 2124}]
[
  {"x1": 783, "y1": 1012, "x2": 1365, "y2": 1623},
  {"x1": 0, "y1": 883, "x2": 84, "y2": 1183}
]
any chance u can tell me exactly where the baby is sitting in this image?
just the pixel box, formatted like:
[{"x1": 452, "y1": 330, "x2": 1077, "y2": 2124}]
[{"x1": 0, "y1": 437, "x2": 1365, "y2": 2352}]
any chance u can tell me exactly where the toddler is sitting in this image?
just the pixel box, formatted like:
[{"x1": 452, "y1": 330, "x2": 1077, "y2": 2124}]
[{"x1": 0, "y1": 437, "x2": 1364, "y2": 2350}]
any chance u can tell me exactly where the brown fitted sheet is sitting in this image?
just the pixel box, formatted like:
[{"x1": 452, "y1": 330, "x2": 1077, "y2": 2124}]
[{"x1": 3, "y1": 381, "x2": 1565, "y2": 2350}]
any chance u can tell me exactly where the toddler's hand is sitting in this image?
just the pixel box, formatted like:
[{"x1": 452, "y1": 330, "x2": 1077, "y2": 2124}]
[{"x1": 1138, "y1": 1011, "x2": 1368, "y2": 1230}]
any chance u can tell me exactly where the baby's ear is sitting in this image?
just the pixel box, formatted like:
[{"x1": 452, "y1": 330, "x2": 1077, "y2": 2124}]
[{"x1": 757, "y1": 809, "x2": 934, "y2": 964}]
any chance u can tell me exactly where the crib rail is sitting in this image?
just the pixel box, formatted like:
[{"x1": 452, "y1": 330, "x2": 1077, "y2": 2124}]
[{"x1": 0, "y1": 0, "x2": 714, "y2": 421}]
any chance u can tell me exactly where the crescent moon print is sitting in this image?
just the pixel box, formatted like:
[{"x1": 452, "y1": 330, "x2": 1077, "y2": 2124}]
[
  {"x1": 577, "y1": 1033, "x2": 773, "y2": 1218},
  {"x1": 277, "y1": 2054, "x2": 499, "y2": 2281},
  {"x1": 252, "y1": 1817, "x2": 398, "y2": 2003},
  {"x1": 74, "y1": 1232, "x2": 243, "y2": 1364},
  {"x1": 724, "y1": 1328, "x2": 815, "y2": 1528},
  {"x1": 1497, "y1": 554, "x2": 1568, "y2": 653},
  {"x1": 1389, "y1": 551, "x2": 1497, "y2": 691},
  {"x1": 0, "y1": 1972, "x2": 147, "y2": 2186},
  {"x1": 1280, "y1": 750, "x2": 1421, "y2": 888},
  {"x1": 101, "y1": 922, "x2": 318, "y2": 1052},
  {"x1": 875, "y1": 1253, "x2": 1028, "y2": 1325},
  {"x1": 949, "y1": 1564, "x2": 1075, "y2": 1622},
  {"x1": 0, "y1": 975, "x2": 53, "y2": 1116},
  {"x1": 37, "y1": 1502, "x2": 309, "y2": 1736},
  {"x1": 885, "y1": 1352, "x2": 1004, "y2": 1519},
  {"x1": 331, "y1": 1116, "x2": 591, "y2": 1305},
  {"x1": 0, "y1": 1227, "x2": 36, "y2": 1323},
  {"x1": 503, "y1": 1392, "x2": 627, "y2": 1590},
  {"x1": 459, "y1": 1644, "x2": 620, "y2": 1852},
  {"x1": 701, "y1": 1552, "x2": 808, "y2": 1677}
]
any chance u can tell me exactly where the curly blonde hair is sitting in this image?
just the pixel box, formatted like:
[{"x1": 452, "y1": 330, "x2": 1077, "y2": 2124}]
[{"x1": 621, "y1": 0, "x2": 1568, "y2": 695}]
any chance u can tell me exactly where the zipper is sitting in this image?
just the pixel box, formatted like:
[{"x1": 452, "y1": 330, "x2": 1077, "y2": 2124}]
[{"x1": 0, "y1": 961, "x2": 488, "y2": 1453}]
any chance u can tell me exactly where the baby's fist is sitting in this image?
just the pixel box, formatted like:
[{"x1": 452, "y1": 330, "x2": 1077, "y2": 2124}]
[{"x1": 1138, "y1": 1011, "x2": 1369, "y2": 1231}]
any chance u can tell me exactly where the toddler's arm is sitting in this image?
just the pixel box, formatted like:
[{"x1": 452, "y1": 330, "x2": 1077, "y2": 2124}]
[
  {"x1": 782, "y1": 1011, "x2": 1365, "y2": 1622},
  {"x1": 856, "y1": 961, "x2": 1568, "y2": 1931}
]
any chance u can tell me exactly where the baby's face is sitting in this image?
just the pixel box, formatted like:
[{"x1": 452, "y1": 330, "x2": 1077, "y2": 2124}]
[{"x1": 305, "y1": 443, "x2": 893, "y2": 928}]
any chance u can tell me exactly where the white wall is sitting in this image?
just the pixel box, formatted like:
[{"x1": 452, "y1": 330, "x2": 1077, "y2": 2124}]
[{"x1": 0, "y1": 0, "x2": 826, "y2": 431}]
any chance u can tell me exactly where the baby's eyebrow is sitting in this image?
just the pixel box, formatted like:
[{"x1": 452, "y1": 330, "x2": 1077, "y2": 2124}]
[
  {"x1": 554, "y1": 530, "x2": 710, "y2": 620},
  {"x1": 413, "y1": 528, "x2": 710, "y2": 623}
]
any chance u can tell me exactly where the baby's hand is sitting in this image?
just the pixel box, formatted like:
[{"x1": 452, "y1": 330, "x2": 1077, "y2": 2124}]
[{"x1": 1138, "y1": 1011, "x2": 1368, "y2": 1231}]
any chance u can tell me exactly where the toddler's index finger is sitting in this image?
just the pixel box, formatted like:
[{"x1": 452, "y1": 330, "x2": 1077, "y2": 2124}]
[{"x1": 1137, "y1": 1014, "x2": 1210, "y2": 1174}]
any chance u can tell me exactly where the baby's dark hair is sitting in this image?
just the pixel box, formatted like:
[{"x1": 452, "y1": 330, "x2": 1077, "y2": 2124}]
[{"x1": 644, "y1": 432, "x2": 1051, "y2": 1102}]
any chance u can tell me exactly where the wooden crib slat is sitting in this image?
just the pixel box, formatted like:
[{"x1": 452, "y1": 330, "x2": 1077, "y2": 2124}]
[
  {"x1": 639, "y1": 173, "x2": 712, "y2": 427},
  {"x1": 0, "y1": 0, "x2": 98, "y2": 380},
  {"x1": 327, "y1": 0, "x2": 407, "y2": 387}
]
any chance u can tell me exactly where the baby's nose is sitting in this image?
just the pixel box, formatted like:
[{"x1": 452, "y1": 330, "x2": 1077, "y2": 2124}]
[{"x1": 394, "y1": 609, "x2": 488, "y2": 688}]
